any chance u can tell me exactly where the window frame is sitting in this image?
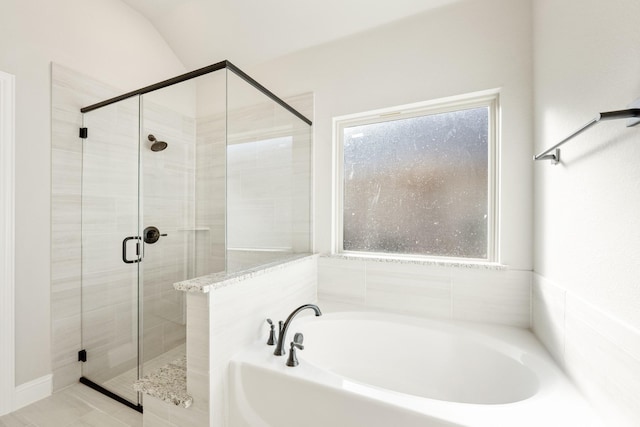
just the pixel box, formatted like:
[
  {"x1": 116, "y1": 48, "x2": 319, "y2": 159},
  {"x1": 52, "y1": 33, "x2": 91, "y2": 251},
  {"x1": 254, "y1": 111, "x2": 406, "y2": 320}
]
[{"x1": 332, "y1": 90, "x2": 500, "y2": 263}]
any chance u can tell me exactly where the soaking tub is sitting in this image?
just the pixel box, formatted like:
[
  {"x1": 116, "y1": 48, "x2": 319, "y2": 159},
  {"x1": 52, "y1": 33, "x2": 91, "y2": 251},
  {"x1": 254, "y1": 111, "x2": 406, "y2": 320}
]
[{"x1": 229, "y1": 311, "x2": 600, "y2": 427}]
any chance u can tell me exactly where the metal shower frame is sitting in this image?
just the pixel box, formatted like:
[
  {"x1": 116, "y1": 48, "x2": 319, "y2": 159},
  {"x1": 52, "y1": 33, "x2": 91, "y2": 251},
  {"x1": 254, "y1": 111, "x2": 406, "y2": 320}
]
[{"x1": 81, "y1": 60, "x2": 312, "y2": 126}]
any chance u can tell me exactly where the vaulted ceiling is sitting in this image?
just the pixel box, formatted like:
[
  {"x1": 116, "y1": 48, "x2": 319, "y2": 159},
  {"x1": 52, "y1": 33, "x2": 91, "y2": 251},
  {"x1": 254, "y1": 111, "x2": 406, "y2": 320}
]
[{"x1": 119, "y1": 0, "x2": 461, "y2": 69}]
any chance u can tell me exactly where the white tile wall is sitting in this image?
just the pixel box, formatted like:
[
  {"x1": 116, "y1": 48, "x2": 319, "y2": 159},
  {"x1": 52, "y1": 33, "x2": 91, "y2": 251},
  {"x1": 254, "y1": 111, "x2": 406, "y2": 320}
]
[
  {"x1": 185, "y1": 292, "x2": 209, "y2": 424},
  {"x1": 179, "y1": 255, "x2": 317, "y2": 427},
  {"x1": 226, "y1": 93, "x2": 312, "y2": 250},
  {"x1": 532, "y1": 274, "x2": 640, "y2": 426},
  {"x1": 531, "y1": 274, "x2": 565, "y2": 365},
  {"x1": 452, "y1": 268, "x2": 531, "y2": 327},
  {"x1": 140, "y1": 97, "x2": 194, "y2": 365},
  {"x1": 51, "y1": 63, "x2": 120, "y2": 390},
  {"x1": 210, "y1": 256, "x2": 317, "y2": 427},
  {"x1": 318, "y1": 257, "x2": 532, "y2": 327},
  {"x1": 195, "y1": 112, "x2": 226, "y2": 276},
  {"x1": 367, "y1": 261, "x2": 452, "y2": 319},
  {"x1": 317, "y1": 257, "x2": 366, "y2": 304},
  {"x1": 195, "y1": 92, "x2": 313, "y2": 276}
]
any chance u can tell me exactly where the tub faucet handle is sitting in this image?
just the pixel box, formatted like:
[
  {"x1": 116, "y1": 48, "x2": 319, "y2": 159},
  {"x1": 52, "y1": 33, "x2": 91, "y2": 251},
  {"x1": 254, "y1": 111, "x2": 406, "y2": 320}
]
[
  {"x1": 266, "y1": 319, "x2": 277, "y2": 346},
  {"x1": 293, "y1": 332, "x2": 304, "y2": 349},
  {"x1": 286, "y1": 333, "x2": 304, "y2": 367}
]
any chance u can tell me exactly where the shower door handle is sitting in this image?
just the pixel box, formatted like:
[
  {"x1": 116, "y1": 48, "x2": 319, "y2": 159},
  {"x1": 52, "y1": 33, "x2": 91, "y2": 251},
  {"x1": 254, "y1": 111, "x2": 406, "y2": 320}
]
[{"x1": 122, "y1": 236, "x2": 142, "y2": 264}]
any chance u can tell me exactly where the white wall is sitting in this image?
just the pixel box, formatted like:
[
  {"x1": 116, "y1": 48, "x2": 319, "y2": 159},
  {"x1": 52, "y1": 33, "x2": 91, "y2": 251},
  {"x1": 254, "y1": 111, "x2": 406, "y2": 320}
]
[
  {"x1": 533, "y1": 0, "x2": 640, "y2": 424},
  {"x1": 245, "y1": 0, "x2": 534, "y2": 325},
  {"x1": 533, "y1": 0, "x2": 640, "y2": 332},
  {"x1": 0, "y1": 0, "x2": 185, "y2": 387},
  {"x1": 249, "y1": 0, "x2": 533, "y2": 270}
]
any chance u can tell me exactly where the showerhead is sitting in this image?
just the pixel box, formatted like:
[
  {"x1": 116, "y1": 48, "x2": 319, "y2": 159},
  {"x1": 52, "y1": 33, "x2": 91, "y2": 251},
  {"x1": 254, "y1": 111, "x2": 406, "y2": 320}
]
[{"x1": 148, "y1": 134, "x2": 168, "y2": 152}]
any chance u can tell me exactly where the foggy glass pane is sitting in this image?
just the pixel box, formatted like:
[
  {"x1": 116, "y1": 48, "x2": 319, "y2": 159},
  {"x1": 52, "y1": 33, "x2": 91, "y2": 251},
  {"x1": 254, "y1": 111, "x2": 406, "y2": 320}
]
[{"x1": 343, "y1": 107, "x2": 489, "y2": 259}]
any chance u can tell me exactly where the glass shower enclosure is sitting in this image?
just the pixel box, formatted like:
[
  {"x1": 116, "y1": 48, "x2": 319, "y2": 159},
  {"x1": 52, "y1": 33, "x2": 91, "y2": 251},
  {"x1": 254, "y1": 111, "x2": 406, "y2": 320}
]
[{"x1": 78, "y1": 61, "x2": 312, "y2": 410}]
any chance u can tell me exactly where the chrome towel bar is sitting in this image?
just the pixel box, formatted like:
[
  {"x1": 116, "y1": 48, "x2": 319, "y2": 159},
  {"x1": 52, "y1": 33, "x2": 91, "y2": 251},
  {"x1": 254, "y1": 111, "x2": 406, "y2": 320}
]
[{"x1": 534, "y1": 108, "x2": 640, "y2": 164}]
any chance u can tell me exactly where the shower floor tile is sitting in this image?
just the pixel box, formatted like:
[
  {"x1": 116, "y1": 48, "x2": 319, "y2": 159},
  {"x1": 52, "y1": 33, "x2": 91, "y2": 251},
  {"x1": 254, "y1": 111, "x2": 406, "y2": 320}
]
[{"x1": 102, "y1": 344, "x2": 186, "y2": 404}]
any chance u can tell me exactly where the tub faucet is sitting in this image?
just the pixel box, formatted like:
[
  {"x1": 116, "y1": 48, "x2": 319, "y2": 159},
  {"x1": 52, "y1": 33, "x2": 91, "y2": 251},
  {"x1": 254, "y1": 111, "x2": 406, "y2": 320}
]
[
  {"x1": 274, "y1": 304, "x2": 322, "y2": 356},
  {"x1": 286, "y1": 333, "x2": 304, "y2": 367}
]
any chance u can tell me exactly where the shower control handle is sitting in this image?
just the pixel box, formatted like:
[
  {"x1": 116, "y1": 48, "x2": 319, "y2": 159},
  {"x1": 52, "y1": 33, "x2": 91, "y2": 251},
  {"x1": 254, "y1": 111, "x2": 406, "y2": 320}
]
[
  {"x1": 143, "y1": 226, "x2": 166, "y2": 244},
  {"x1": 122, "y1": 236, "x2": 142, "y2": 264}
]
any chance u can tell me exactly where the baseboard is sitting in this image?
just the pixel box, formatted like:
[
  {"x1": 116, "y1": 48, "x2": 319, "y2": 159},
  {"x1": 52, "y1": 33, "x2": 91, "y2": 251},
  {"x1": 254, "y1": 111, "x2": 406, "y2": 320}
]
[{"x1": 14, "y1": 374, "x2": 52, "y2": 411}]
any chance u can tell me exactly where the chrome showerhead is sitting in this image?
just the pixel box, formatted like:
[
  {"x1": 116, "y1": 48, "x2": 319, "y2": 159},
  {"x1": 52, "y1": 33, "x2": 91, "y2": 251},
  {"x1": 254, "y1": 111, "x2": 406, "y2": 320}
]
[{"x1": 148, "y1": 134, "x2": 168, "y2": 152}]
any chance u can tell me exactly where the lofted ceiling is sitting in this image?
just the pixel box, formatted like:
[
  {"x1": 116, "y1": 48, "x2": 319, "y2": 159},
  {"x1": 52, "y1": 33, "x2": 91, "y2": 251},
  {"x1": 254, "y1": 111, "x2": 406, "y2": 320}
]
[{"x1": 119, "y1": 0, "x2": 461, "y2": 69}]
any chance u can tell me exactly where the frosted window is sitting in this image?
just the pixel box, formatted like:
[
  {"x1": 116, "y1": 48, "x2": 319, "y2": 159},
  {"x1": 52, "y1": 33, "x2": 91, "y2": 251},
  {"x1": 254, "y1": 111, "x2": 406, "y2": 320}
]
[{"x1": 342, "y1": 106, "x2": 490, "y2": 259}]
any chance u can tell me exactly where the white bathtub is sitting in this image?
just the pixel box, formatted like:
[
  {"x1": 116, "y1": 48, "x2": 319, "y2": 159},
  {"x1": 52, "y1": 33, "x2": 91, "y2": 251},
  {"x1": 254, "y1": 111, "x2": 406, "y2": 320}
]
[{"x1": 229, "y1": 311, "x2": 600, "y2": 427}]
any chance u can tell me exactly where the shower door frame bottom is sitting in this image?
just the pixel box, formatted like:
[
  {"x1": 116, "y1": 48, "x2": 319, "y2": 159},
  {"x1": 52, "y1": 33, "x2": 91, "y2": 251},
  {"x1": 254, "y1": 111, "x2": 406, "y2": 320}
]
[{"x1": 79, "y1": 377, "x2": 143, "y2": 413}]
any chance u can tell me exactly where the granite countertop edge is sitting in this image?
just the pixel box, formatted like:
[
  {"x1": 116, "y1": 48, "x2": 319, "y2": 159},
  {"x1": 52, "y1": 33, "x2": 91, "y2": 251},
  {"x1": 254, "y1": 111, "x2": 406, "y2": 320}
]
[{"x1": 173, "y1": 253, "x2": 318, "y2": 293}]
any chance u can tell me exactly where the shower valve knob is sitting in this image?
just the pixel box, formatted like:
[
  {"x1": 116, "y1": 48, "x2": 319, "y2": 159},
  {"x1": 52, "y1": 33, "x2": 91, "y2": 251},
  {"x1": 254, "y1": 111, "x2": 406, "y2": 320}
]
[{"x1": 143, "y1": 226, "x2": 166, "y2": 244}]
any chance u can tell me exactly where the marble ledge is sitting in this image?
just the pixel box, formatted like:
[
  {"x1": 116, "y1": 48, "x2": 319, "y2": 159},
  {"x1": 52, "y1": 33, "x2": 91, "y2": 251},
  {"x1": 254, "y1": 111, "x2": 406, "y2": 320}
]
[
  {"x1": 325, "y1": 254, "x2": 507, "y2": 270},
  {"x1": 133, "y1": 356, "x2": 192, "y2": 408},
  {"x1": 173, "y1": 253, "x2": 318, "y2": 293}
]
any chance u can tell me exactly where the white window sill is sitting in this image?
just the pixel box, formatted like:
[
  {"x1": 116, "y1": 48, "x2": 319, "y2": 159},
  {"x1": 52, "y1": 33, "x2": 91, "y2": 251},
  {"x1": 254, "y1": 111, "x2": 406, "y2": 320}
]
[{"x1": 323, "y1": 253, "x2": 507, "y2": 270}]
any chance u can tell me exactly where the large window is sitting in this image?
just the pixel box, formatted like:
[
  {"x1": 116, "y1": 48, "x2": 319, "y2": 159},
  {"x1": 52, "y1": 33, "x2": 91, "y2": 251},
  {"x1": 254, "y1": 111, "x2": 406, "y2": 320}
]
[{"x1": 334, "y1": 92, "x2": 498, "y2": 261}]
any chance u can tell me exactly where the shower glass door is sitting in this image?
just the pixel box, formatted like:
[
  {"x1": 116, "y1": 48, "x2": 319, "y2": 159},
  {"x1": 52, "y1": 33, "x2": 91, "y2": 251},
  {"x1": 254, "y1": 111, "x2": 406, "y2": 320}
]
[{"x1": 80, "y1": 96, "x2": 142, "y2": 407}]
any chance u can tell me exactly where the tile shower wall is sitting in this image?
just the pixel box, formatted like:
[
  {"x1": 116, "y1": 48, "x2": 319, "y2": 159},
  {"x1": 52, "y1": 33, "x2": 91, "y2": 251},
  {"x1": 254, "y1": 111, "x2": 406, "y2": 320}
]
[
  {"x1": 51, "y1": 64, "x2": 192, "y2": 391},
  {"x1": 140, "y1": 98, "x2": 194, "y2": 366},
  {"x1": 226, "y1": 93, "x2": 312, "y2": 259},
  {"x1": 194, "y1": 91, "x2": 313, "y2": 274},
  {"x1": 194, "y1": 112, "x2": 225, "y2": 277},
  {"x1": 51, "y1": 63, "x2": 119, "y2": 390},
  {"x1": 318, "y1": 257, "x2": 531, "y2": 328},
  {"x1": 532, "y1": 275, "x2": 640, "y2": 426}
]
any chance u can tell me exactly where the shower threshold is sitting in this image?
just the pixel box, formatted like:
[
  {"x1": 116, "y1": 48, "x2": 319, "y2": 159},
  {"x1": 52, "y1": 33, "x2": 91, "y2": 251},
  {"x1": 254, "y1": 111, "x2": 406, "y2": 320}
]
[{"x1": 79, "y1": 344, "x2": 186, "y2": 413}]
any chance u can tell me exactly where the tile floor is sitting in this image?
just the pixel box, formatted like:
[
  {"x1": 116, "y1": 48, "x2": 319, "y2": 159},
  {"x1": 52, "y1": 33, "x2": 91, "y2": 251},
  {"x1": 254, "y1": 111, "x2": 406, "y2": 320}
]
[
  {"x1": 0, "y1": 345, "x2": 186, "y2": 427},
  {"x1": 0, "y1": 384, "x2": 142, "y2": 427}
]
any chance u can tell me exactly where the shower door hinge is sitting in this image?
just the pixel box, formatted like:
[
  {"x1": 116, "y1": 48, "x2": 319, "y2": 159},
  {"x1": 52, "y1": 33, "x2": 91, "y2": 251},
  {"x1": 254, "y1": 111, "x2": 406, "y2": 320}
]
[
  {"x1": 78, "y1": 349, "x2": 87, "y2": 362},
  {"x1": 79, "y1": 127, "x2": 88, "y2": 139}
]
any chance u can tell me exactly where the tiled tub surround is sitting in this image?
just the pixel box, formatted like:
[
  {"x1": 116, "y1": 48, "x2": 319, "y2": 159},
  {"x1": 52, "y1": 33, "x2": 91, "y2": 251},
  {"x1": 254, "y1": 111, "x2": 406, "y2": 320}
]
[
  {"x1": 532, "y1": 275, "x2": 640, "y2": 427},
  {"x1": 157, "y1": 254, "x2": 318, "y2": 427},
  {"x1": 318, "y1": 256, "x2": 532, "y2": 328}
]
